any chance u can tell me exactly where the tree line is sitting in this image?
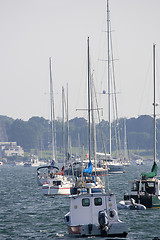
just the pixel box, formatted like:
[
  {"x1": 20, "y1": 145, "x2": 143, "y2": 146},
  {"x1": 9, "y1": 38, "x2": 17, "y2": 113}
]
[{"x1": 0, "y1": 115, "x2": 159, "y2": 156}]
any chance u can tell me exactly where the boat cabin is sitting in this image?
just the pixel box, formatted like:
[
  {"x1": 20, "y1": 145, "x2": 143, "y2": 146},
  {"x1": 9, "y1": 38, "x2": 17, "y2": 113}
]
[
  {"x1": 66, "y1": 193, "x2": 118, "y2": 227},
  {"x1": 52, "y1": 180, "x2": 62, "y2": 186},
  {"x1": 127, "y1": 178, "x2": 160, "y2": 196},
  {"x1": 124, "y1": 178, "x2": 160, "y2": 208}
]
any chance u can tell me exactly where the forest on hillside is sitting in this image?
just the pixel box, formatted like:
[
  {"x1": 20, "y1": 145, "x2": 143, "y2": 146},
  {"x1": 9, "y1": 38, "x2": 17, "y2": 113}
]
[{"x1": 0, "y1": 115, "x2": 159, "y2": 157}]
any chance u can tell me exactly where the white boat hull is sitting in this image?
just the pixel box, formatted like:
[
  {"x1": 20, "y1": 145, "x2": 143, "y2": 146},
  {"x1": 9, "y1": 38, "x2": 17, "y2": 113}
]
[
  {"x1": 42, "y1": 184, "x2": 71, "y2": 195},
  {"x1": 108, "y1": 163, "x2": 124, "y2": 173},
  {"x1": 66, "y1": 222, "x2": 128, "y2": 237},
  {"x1": 42, "y1": 175, "x2": 73, "y2": 195}
]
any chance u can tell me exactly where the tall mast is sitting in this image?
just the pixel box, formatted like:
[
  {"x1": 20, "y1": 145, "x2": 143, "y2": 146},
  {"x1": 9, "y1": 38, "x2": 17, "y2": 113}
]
[
  {"x1": 153, "y1": 44, "x2": 156, "y2": 163},
  {"x1": 49, "y1": 57, "x2": 56, "y2": 163},
  {"x1": 107, "y1": 0, "x2": 111, "y2": 155},
  {"x1": 66, "y1": 83, "x2": 70, "y2": 162},
  {"x1": 87, "y1": 37, "x2": 91, "y2": 162},
  {"x1": 124, "y1": 118, "x2": 128, "y2": 160},
  {"x1": 91, "y1": 72, "x2": 97, "y2": 172},
  {"x1": 62, "y1": 86, "x2": 65, "y2": 166}
]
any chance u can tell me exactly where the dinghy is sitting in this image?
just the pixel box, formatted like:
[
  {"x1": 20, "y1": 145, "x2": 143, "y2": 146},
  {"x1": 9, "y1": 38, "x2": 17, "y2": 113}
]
[{"x1": 117, "y1": 198, "x2": 146, "y2": 210}]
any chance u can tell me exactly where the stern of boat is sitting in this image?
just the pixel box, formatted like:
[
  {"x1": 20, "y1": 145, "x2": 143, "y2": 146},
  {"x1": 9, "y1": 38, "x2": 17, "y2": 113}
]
[{"x1": 107, "y1": 221, "x2": 128, "y2": 237}]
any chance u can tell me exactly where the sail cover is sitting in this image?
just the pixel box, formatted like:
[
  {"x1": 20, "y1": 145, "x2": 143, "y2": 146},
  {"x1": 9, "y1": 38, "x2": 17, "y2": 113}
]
[
  {"x1": 141, "y1": 162, "x2": 158, "y2": 179},
  {"x1": 83, "y1": 161, "x2": 92, "y2": 174}
]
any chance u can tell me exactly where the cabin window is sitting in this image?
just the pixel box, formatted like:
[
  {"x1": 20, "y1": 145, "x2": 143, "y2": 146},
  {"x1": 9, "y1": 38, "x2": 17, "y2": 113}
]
[
  {"x1": 131, "y1": 182, "x2": 139, "y2": 191},
  {"x1": 82, "y1": 198, "x2": 90, "y2": 207},
  {"x1": 94, "y1": 197, "x2": 102, "y2": 206},
  {"x1": 145, "y1": 182, "x2": 155, "y2": 194}
]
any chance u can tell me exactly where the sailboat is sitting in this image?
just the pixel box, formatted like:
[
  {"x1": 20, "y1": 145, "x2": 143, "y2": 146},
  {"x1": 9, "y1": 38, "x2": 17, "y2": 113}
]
[
  {"x1": 105, "y1": 0, "x2": 124, "y2": 174},
  {"x1": 64, "y1": 50, "x2": 108, "y2": 178},
  {"x1": 96, "y1": 0, "x2": 123, "y2": 174},
  {"x1": 123, "y1": 44, "x2": 160, "y2": 208},
  {"x1": 70, "y1": 42, "x2": 107, "y2": 194},
  {"x1": 64, "y1": 36, "x2": 128, "y2": 237},
  {"x1": 81, "y1": 50, "x2": 108, "y2": 178},
  {"x1": 37, "y1": 57, "x2": 60, "y2": 186},
  {"x1": 37, "y1": 58, "x2": 73, "y2": 195}
]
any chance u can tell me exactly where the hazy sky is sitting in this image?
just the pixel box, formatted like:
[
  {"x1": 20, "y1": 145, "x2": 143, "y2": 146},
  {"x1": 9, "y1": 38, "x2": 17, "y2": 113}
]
[{"x1": 0, "y1": 0, "x2": 160, "y2": 122}]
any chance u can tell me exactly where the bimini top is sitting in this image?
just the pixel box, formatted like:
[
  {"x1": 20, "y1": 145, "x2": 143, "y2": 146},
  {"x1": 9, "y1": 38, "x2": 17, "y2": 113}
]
[{"x1": 37, "y1": 165, "x2": 59, "y2": 172}]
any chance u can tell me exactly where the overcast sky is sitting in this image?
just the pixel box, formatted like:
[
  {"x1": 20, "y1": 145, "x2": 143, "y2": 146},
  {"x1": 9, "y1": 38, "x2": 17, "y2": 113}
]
[{"x1": 0, "y1": 0, "x2": 160, "y2": 122}]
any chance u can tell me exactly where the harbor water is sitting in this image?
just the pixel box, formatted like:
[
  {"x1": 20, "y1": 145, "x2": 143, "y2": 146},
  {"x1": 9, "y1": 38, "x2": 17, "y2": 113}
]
[{"x1": 0, "y1": 162, "x2": 160, "y2": 240}]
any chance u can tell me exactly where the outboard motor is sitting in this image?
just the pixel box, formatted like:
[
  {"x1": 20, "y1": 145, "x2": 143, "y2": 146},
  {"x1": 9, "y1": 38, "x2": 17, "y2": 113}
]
[{"x1": 98, "y1": 210, "x2": 108, "y2": 236}]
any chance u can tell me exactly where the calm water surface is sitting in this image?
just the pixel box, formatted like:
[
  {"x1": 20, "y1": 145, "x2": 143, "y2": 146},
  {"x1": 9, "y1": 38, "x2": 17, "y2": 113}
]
[{"x1": 0, "y1": 162, "x2": 160, "y2": 240}]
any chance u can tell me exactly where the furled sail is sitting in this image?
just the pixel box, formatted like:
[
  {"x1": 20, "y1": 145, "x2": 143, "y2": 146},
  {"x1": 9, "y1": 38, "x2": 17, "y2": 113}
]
[
  {"x1": 141, "y1": 162, "x2": 158, "y2": 179},
  {"x1": 83, "y1": 161, "x2": 92, "y2": 174}
]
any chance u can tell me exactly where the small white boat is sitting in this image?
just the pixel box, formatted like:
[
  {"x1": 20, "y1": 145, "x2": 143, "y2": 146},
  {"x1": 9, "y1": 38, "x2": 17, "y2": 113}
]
[
  {"x1": 136, "y1": 159, "x2": 143, "y2": 165},
  {"x1": 117, "y1": 198, "x2": 146, "y2": 210},
  {"x1": 96, "y1": 154, "x2": 124, "y2": 174},
  {"x1": 42, "y1": 176, "x2": 73, "y2": 195},
  {"x1": 42, "y1": 166, "x2": 74, "y2": 195},
  {"x1": 0, "y1": 161, "x2": 3, "y2": 166},
  {"x1": 64, "y1": 190, "x2": 128, "y2": 237},
  {"x1": 107, "y1": 159, "x2": 124, "y2": 173}
]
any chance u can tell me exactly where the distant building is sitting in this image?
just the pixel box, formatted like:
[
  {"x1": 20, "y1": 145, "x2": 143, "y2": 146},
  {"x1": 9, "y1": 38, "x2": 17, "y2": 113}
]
[{"x1": 0, "y1": 142, "x2": 24, "y2": 157}]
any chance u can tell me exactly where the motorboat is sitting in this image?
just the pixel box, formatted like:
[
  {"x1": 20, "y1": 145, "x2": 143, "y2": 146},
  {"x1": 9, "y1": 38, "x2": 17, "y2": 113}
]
[
  {"x1": 64, "y1": 33, "x2": 128, "y2": 237},
  {"x1": 124, "y1": 163, "x2": 160, "y2": 208},
  {"x1": 117, "y1": 198, "x2": 146, "y2": 210},
  {"x1": 124, "y1": 45, "x2": 160, "y2": 209},
  {"x1": 64, "y1": 190, "x2": 128, "y2": 237},
  {"x1": 65, "y1": 157, "x2": 128, "y2": 237},
  {"x1": 136, "y1": 159, "x2": 144, "y2": 165}
]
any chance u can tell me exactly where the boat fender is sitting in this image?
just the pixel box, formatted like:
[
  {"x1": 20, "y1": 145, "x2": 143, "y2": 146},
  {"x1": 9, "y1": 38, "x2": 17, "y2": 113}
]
[{"x1": 109, "y1": 209, "x2": 117, "y2": 219}]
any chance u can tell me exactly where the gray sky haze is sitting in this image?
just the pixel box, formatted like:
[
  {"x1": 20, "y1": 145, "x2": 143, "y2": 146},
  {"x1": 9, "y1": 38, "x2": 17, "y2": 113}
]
[{"x1": 0, "y1": 0, "x2": 160, "y2": 121}]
